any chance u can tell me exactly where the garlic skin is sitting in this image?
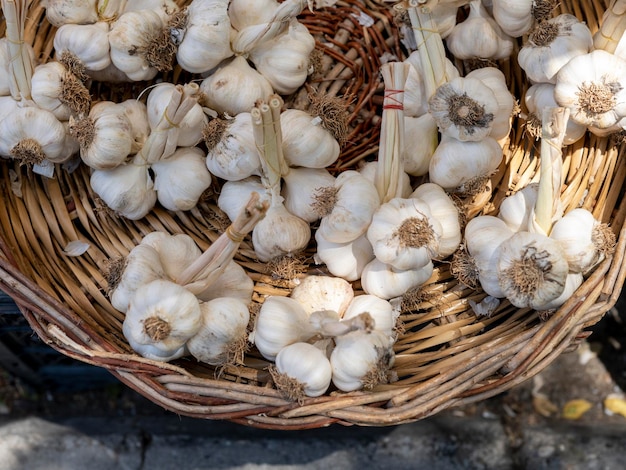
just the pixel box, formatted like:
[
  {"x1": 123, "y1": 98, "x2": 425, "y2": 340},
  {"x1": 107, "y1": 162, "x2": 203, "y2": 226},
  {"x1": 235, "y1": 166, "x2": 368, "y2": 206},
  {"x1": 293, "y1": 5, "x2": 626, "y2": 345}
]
[
  {"x1": 330, "y1": 330, "x2": 395, "y2": 392},
  {"x1": 533, "y1": 272, "x2": 583, "y2": 311},
  {"x1": 139, "y1": 231, "x2": 201, "y2": 283},
  {"x1": 175, "y1": 0, "x2": 233, "y2": 74},
  {"x1": 314, "y1": 231, "x2": 375, "y2": 282},
  {"x1": 252, "y1": 296, "x2": 316, "y2": 361},
  {"x1": 402, "y1": 113, "x2": 438, "y2": 176},
  {"x1": 491, "y1": 0, "x2": 537, "y2": 37},
  {"x1": 193, "y1": 260, "x2": 254, "y2": 303},
  {"x1": 118, "y1": 99, "x2": 151, "y2": 154},
  {"x1": 428, "y1": 135, "x2": 503, "y2": 191},
  {"x1": 428, "y1": 76, "x2": 498, "y2": 142},
  {"x1": 187, "y1": 297, "x2": 251, "y2": 366},
  {"x1": 228, "y1": 0, "x2": 278, "y2": 30},
  {"x1": 367, "y1": 198, "x2": 442, "y2": 271},
  {"x1": 0, "y1": 39, "x2": 12, "y2": 95},
  {"x1": 200, "y1": 56, "x2": 273, "y2": 117},
  {"x1": 44, "y1": 0, "x2": 99, "y2": 27},
  {"x1": 497, "y1": 183, "x2": 539, "y2": 232},
  {"x1": 282, "y1": 167, "x2": 336, "y2": 223},
  {"x1": 205, "y1": 113, "x2": 261, "y2": 181},
  {"x1": 90, "y1": 159, "x2": 157, "y2": 220},
  {"x1": 554, "y1": 50, "x2": 626, "y2": 129},
  {"x1": 31, "y1": 62, "x2": 84, "y2": 121},
  {"x1": 316, "y1": 170, "x2": 381, "y2": 244},
  {"x1": 123, "y1": 279, "x2": 202, "y2": 361},
  {"x1": 217, "y1": 177, "x2": 270, "y2": 222},
  {"x1": 110, "y1": 244, "x2": 165, "y2": 313},
  {"x1": 280, "y1": 109, "x2": 341, "y2": 169},
  {"x1": 53, "y1": 22, "x2": 112, "y2": 72},
  {"x1": 361, "y1": 259, "x2": 434, "y2": 300},
  {"x1": 518, "y1": 14, "x2": 593, "y2": 85},
  {"x1": 122, "y1": 0, "x2": 178, "y2": 19},
  {"x1": 549, "y1": 208, "x2": 616, "y2": 274},
  {"x1": 251, "y1": 202, "x2": 311, "y2": 262},
  {"x1": 342, "y1": 295, "x2": 396, "y2": 338},
  {"x1": 358, "y1": 161, "x2": 413, "y2": 199},
  {"x1": 151, "y1": 147, "x2": 213, "y2": 212},
  {"x1": 290, "y1": 275, "x2": 354, "y2": 318},
  {"x1": 273, "y1": 342, "x2": 332, "y2": 398},
  {"x1": 496, "y1": 231, "x2": 569, "y2": 309}
]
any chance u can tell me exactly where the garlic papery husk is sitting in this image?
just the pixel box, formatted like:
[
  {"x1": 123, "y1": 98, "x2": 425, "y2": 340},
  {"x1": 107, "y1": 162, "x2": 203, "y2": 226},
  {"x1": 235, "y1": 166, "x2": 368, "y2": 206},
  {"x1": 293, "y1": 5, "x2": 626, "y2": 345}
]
[
  {"x1": 465, "y1": 67, "x2": 515, "y2": 142},
  {"x1": 464, "y1": 215, "x2": 514, "y2": 298},
  {"x1": 367, "y1": 198, "x2": 442, "y2": 271},
  {"x1": 0, "y1": 39, "x2": 12, "y2": 96},
  {"x1": 251, "y1": 295, "x2": 317, "y2": 361},
  {"x1": 109, "y1": 244, "x2": 165, "y2": 313},
  {"x1": 282, "y1": 167, "x2": 336, "y2": 223},
  {"x1": 147, "y1": 82, "x2": 207, "y2": 148},
  {"x1": 410, "y1": 183, "x2": 462, "y2": 258},
  {"x1": 122, "y1": 0, "x2": 178, "y2": 19},
  {"x1": 0, "y1": 107, "x2": 69, "y2": 165},
  {"x1": 402, "y1": 113, "x2": 438, "y2": 177},
  {"x1": 361, "y1": 259, "x2": 434, "y2": 300},
  {"x1": 271, "y1": 342, "x2": 332, "y2": 400},
  {"x1": 194, "y1": 260, "x2": 254, "y2": 303},
  {"x1": 497, "y1": 183, "x2": 539, "y2": 233},
  {"x1": 280, "y1": 108, "x2": 341, "y2": 169},
  {"x1": 496, "y1": 231, "x2": 569, "y2": 309},
  {"x1": 359, "y1": 161, "x2": 412, "y2": 199},
  {"x1": 200, "y1": 56, "x2": 273, "y2": 117},
  {"x1": 70, "y1": 101, "x2": 133, "y2": 170},
  {"x1": 330, "y1": 330, "x2": 395, "y2": 392},
  {"x1": 30, "y1": 62, "x2": 91, "y2": 121},
  {"x1": 174, "y1": 0, "x2": 233, "y2": 74},
  {"x1": 428, "y1": 76, "x2": 498, "y2": 142},
  {"x1": 517, "y1": 14, "x2": 593, "y2": 85},
  {"x1": 248, "y1": 19, "x2": 315, "y2": 95},
  {"x1": 554, "y1": 50, "x2": 626, "y2": 129},
  {"x1": 186, "y1": 297, "x2": 251, "y2": 366},
  {"x1": 139, "y1": 231, "x2": 201, "y2": 282},
  {"x1": 445, "y1": 0, "x2": 514, "y2": 61},
  {"x1": 123, "y1": 279, "x2": 202, "y2": 361},
  {"x1": 491, "y1": 0, "x2": 557, "y2": 37},
  {"x1": 43, "y1": 0, "x2": 99, "y2": 27},
  {"x1": 533, "y1": 272, "x2": 583, "y2": 311},
  {"x1": 524, "y1": 83, "x2": 587, "y2": 146},
  {"x1": 252, "y1": 202, "x2": 311, "y2": 262},
  {"x1": 342, "y1": 295, "x2": 397, "y2": 339},
  {"x1": 118, "y1": 99, "x2": 151, "y2": 154},
  {"x1": 228, "y1": 0, "x2": 279, "y2": 31},
  {"x1": 151, "y1": 146, "x2": 213, "y2": 212},
  {"x1": 204, "y1": 113, "x2": 261, "y2": 181},
  {"x1": 549, "y1": 208, "x2": 617, "y2": 274},
  {"x1": 53, "y1": 22, "x2": 112, "y2": 72},
  {"x1": 593, "y1": 0, "x2": 626, "y2": 56},
  {"x1": 90, "y1": 157, "x2": 157, "y2": 220},
  {"x1": 218, "y1": 177, "x2": 270, "y2": 221},
  {"x1": 316, "y1": 170, "x2": 381, "y2": 244},
  {"x1": 428, "y1": 135, "x2": 503, "y2": 192},
  {"x1": 314, "y1": 231, "x2": 374, "y2": 282},
  {"x1": 290, "y1": 275, "x2": 354, "y2": 318}
]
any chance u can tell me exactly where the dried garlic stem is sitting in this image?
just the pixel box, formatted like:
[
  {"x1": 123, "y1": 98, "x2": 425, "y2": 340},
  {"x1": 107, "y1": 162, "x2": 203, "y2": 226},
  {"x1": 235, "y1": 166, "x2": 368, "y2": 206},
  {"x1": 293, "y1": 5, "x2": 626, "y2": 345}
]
[
  {"x1": 375, "y1": 61, "x2": 409, "y2": 203},
  {"x1": 534, "y1": 107, "x2": 569, "y2": 235},
  {"x1": 177, "y1": 192, "x2": 269, "y2": 287},
  {"x1": 593, "y1": 0, "x2": 626, "y2": 53},
  {"x1": 2, "y1": 0, "x2": 34, "y2": 102}
]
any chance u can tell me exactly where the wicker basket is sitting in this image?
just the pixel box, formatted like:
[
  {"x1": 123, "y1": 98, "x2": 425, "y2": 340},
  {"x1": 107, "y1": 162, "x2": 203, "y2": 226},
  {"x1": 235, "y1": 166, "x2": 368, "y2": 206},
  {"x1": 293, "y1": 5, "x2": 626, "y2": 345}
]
[{"x1": 0, "y1": 0, "x2": 624, "y2": 429}]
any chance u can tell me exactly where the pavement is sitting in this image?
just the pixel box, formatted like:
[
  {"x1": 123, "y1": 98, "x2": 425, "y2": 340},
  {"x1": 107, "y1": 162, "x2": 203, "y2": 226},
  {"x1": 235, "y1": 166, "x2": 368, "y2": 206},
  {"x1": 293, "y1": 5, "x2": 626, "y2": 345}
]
[{"x1": 1, "y1": 337, "x2": 625, "y2": 470}]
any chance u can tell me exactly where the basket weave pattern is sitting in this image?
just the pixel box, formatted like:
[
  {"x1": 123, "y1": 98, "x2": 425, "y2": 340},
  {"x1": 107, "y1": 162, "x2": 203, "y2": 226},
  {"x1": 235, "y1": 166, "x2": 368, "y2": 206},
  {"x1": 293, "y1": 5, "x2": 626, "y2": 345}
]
[{"x1": 0, "y1": 0, "x2": 624, "y2": 429}]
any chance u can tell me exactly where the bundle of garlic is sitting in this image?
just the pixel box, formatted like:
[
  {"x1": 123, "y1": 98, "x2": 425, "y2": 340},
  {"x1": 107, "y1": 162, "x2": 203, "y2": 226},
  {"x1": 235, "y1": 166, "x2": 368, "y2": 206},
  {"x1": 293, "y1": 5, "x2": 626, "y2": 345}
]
[
  {"x1": 250, "y1": 275, "x2": 398, "y2": 400},
  {"x1": 113, "y1": 192, "x2": 268, "y2": 363}
]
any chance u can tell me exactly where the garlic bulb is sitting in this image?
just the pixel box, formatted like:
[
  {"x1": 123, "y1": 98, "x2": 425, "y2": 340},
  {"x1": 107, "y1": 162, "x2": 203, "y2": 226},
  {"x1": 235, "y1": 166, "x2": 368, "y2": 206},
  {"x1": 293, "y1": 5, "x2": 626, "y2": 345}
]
[
  {"x1": 193, "y1": 260, "x2": 254, "y2": 303},
  {"x1": 282, "y1": 167, "x2": 336, "y2": 223},
  {"x1": 361, "y1": 259, "x2": 434, "y2": 300},
  {"x1": 252, "y1": 296, "x2": 317, "y2": 361},
  {"x1": 428, "y1": 135, "x2": 503, "y2": 191},
  {"x1": 496, "y1": 231, "x2": 569, "y2": 309},
  {"x1": 290, "y1": 275, "x2": 354, "y2": 317},
  {"x1": 251, "y1": 202, "x2": 311, "y2": 262},
  {"x1": 497, "y1": 183, "x2": 539, "y2": 232},
  {"x1": 316, "y1": 170, "x2": 381, "y2": 244},
  {"x1": 446, "y1": 0, "x2": 514, "y2": 60},
  {"x1": 314, "y1": 231, "x2": 375, "y2": 282},
  {"x1": 90, "y1": 157, "x2": 157, "y2": 220},
  {"x1": 187, "y1": 297, "x2": 251, "y2": 366},
  {"x1": 151, "y1": 146, "x2": 213, "y2": 212},
  {"x1": 0, "y1": 107, "x2": 69, "y2": 164},
  {"x1": 428, "y1": 76, "x2": 499, "y2": 142},
  {"x1": 53, "y1": 22, "x2": 112, "y2": 72},
  {"x1": 44, "y1": 0, "x2": 99, "y2": 27},
  {"x1": 280, "y1": 109, "x2": 341, "y2": 169},
  {"x1": 174, "y1": 0, "x2": 233, "y2": 74},
  {"x1": 218, "y1": 177, "x2": 270, "y2": 221},
  {"x1": 554, "y1": 50, "x2": 626, "y2": 130},
  {"x1": 330, "y1": 330, "x2": 395, "y2": 392},
  {"x1": 31, "y1": 62, "x2": 90, "y2": 120},
  {"x1": 118, "y1": 99, "x2": 151, "y2": 154},
  {"x1": 204, "y1": 113, "x2": 261, "y2": 181},
  {"x1": 533, "y1": 272, "x2": 583, "y2": 311},
  {"x1": 228, "y1": 0, "x2": 279, "y2": 31},
  {"x1": 518, "y1": 14, "x2": 593, "y2": 85},
  {"x1": 248, "y1": 19, "x2": 316, "y2": 95},
  {"x1": 122, "y1": 0, "x2": 178, "y2": 18},
  {"x1": 139, "y1": 231, "x2": 201, "y2": 283},
  {"x1": 342, "y1": 295, "x2": 397, "y2": 338},
  {"x1": 272, "y1": 342, "x2": 332, "y2": 399},
  {"x1": 123, "y1": 279, "x2": 202, "y2": 361},
  {"x1": 491, "y1": 0, "x2": 557, "y2": 37},
  {"x1": 200, "y1": 56, "x2": 273, "y2": 117},
  {"x1": 549, "y1": 208, "x2": 616, "y2": 274},
  {"x1": 70, "y1": 101, "x2": 133, "y2": 169}
]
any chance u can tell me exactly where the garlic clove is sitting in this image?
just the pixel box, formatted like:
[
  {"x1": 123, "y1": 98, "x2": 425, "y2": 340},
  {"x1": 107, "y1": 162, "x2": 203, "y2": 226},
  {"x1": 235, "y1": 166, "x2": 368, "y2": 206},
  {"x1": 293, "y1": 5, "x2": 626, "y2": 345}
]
[
  {"x1": 282, "y1": 167, "x2": 336, "y2": 223},
  {"x1": 44, "y1": 0, "x2": 99, "y2": 27},
  {"x1": 217, "y1": 177, "x2": 270, "y2": 222},
  {"x1": 360, "y1": 258, "x2": 434, "y2": 300},
  {"x1": 53, "y1": 22, "x2": 112, "y2": 72},
  {"x1": 497, "y1": 183, "x2": 539, "y2": 233},
  {"x1": 272, "y1": 342, "x2": 332, "y2": 399},
  {"x1": 251, "y1": 203, "x2": 311, "y2": 262},
  {"x1": 118, "y1": 99, "x2": 151, "y2": 154},
  {"x1": 228, "y1": 0, "x2": 279, "y2": 31},
  {"x1": 314, "y1": 231, "x2": 375, "y2": 282},
  {"x1": 290, "y1": 275, "x2": 354, "y2": 318}
]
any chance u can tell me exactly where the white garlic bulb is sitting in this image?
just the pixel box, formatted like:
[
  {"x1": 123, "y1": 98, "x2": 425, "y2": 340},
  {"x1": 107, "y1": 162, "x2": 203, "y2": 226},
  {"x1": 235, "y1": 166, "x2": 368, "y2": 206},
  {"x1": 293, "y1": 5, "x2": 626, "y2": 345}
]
[
  {"x1": 272, "y1": 342, "x2": 332, "y2": 399},
  {"x1": 217, "y1": 177, "x2": 270, "y2": 221},
  {"x1": 360, "y1": 259, "x2": 434, "y2": 300},
  {"x1": 251, "y1": 202, "x2": 311, "y2": 262},
  {"x1": 187, "y1": 297, "x2": 251, "y2": 366},
  {"x1": 139, "y1": 231, "x2": 201, "y2": 283},
  {"x1": 193, "y1": 260, "x2": 254, "y2": 304},
  {"x1": 290, "y1": 275, "x2": 354, "y2": 318},
  {"x1": 342, "y1": 295, "x2": 397, "y2": 338},
  {"x1": 118, "y1": 99, "x2": 151, "y2": 154},
  {"x1": 31, "y1": 62, "x2": 89, "y2": 120},
  {"x1": 314, "y1": 231, "x2": 375, "y2": 282},
  {"x1": 497, "y1": 183, "x2": 539, "y2": 233},
  {"x1": 228, "y1": 0, "x2": 278, "y2": 31},
  {"x1": 44, "y1": 0, "x2": 99, "y2": 27},
  {"x1": 282, "y1": 167, "x2": 336, "y2": 223},
  {"x1": 123, "y1": 279, "x2": 202, "y2": 361},
  {"x1": 330, "y1": 330, "x2": 395, "y2": 392},
  {"x1": 491, "y1": 0, "x2": 543, "y2": 38},
  {"x1": 151, "y1": 147, "x2": 213, "y2": 212},
  {"x1": 53, "y1": 22, "x2": 112, "y2": 72}
]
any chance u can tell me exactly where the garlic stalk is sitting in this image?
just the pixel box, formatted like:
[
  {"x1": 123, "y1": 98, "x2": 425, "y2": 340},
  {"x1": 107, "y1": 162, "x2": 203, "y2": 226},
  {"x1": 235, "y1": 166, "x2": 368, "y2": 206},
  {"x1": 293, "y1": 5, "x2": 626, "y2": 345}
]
[
  {"x1": 593, "y1": 0, "x2": 626, "y2": 55},
  {"x1": 2, "y1": 0, "x2": 34, "y2": 102}
]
